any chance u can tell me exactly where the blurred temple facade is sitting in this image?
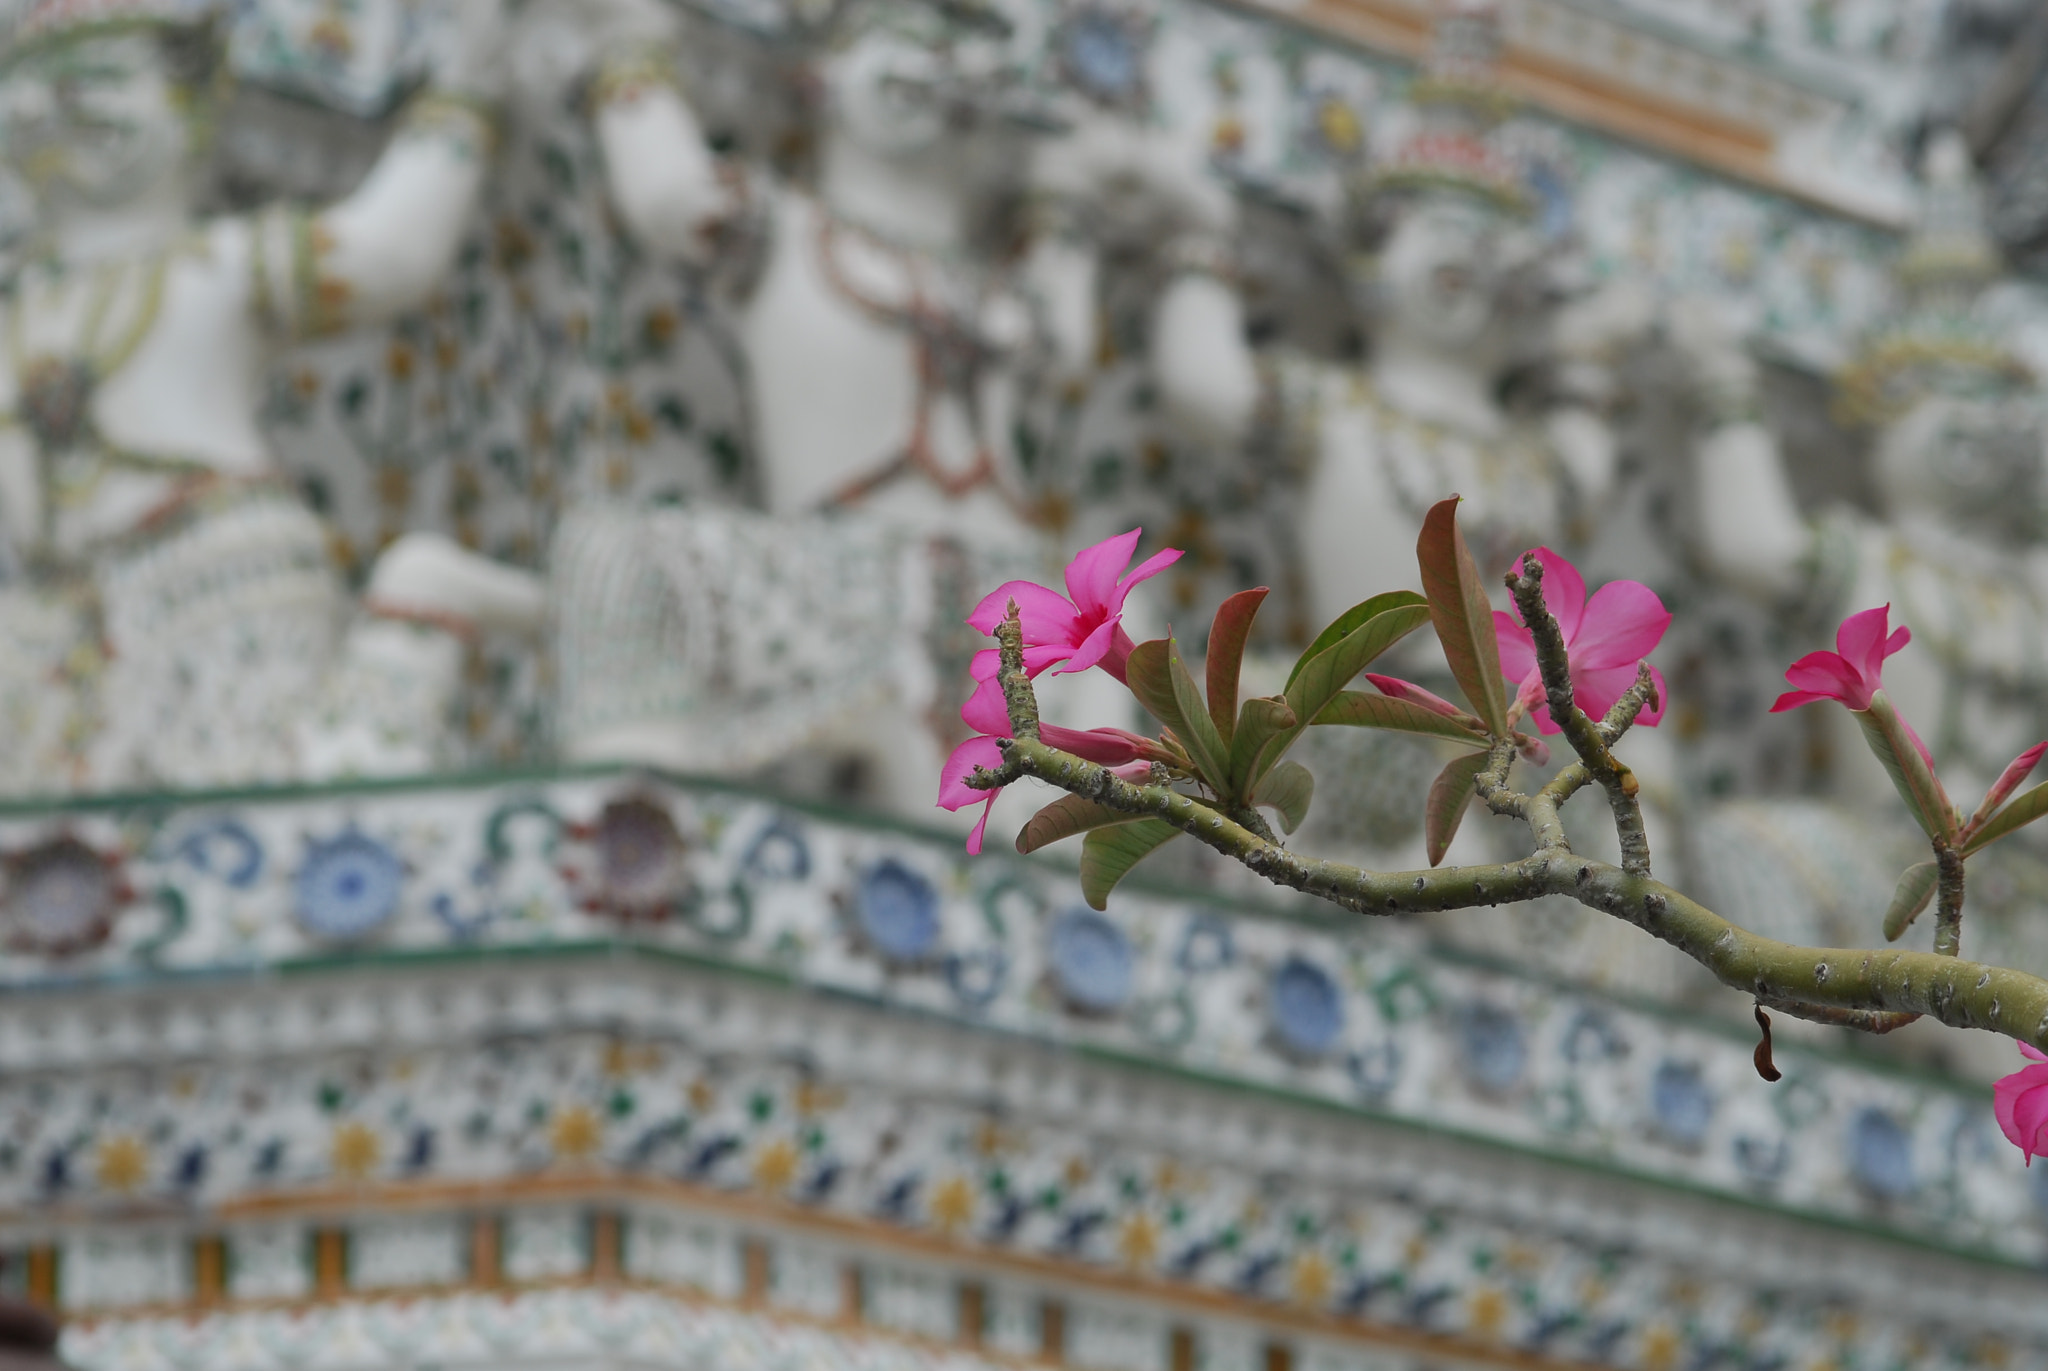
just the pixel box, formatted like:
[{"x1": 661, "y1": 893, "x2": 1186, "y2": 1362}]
[{"x1": 2, "y1": 0, "x2": 2048, "y2": 1368}]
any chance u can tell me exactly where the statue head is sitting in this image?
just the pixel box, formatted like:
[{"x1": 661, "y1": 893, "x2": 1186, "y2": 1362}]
[
  {"x1": 0, "y1": 0, "x2": 221, "y2": 214},
  {"x1": 1351, "y1": 1, "x2": 1536, "y2": 360},
  {"x1": 1839, "y1": 131, "x2": 2048, "y2": 545},
  {"x1": 1372, "y1": 192, "x2": 1535, "y2": 356},
  {"x1": 823, "y1": 0, "x2": 1021, "y2": 159}
]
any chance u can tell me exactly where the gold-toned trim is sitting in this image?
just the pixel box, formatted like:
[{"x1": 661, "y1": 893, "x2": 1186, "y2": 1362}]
[
  {"x1": 1272, "y1": 0, "x2": 1886, "y2": 226},
  {"x1": 137, "y1": 1172, "x2": 1620, "y2": 1370}
]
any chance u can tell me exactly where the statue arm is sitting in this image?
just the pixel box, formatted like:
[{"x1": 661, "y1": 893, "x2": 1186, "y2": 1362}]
[
  {"x1": 1693, "y1": 417, "x2": 1813, "y2": 599},
  {"x1": 1671, "y1": 301, "x2": 1812, "y2": 599},
  {"x1": 592, "y1": 50, "x2": 731, "y2": 265},
  {"x1": 1028, "y1": 118, "x2": 1257, "y2": 442},
  {"x1": 264, "y1": 94, "x2": 496, "y2": 338}
]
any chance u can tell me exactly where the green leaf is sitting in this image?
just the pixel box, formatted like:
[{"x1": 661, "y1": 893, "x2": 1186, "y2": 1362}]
[
  {"x1": 1963, "y1": 778, "x2": 2048, "y2": 855},
  {"x1": 1125, "y1": 639, "x2": 1187, "y2": 738},
  {"x1": 1416, "y1": 497, "x2": 1509, "y2": 737},
  {"x1": 1856, "y1": 694, "x2": 1957, "y2": 843},
  {"x1": 1310, "y1": 690, "x2": 1490, "y2": 746},
  {"x1": 1881, "y1": 861, "x2": 1939, "y2": 942},
  {"x1": 1205, "y1": 588, "x2": 1269, "y2": 747},
  {"x1": 1016, "y1": 795, "x2": 1139, "y2": 855},
  {"x1": 1286, "y1": 605, "x2": 1432, "y2": 720},
  {"x1": 1227, "y1": 696, "x2": 1298, "y2": 793},
  {"x1": 1168, "y1": 637, "x2": 1233, "y2": 793},
  {"x1": 1285, "y1": 590, "x2": 1428, "y2": 691},
  {"x1": 1079, "y1": 819, "x2": 1180, "y2": 909},
  {"x1": 1425, "y1": 750, "x2": 1492, "y2": 868},
  {"x1": 1253, "y1": 760, "x2": 1314, "y2": 834}
]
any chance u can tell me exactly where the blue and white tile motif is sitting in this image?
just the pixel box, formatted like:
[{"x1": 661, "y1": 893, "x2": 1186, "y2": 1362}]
[{"x1": 0, "y1": 770, "x2": 2036, "y2": 1266}]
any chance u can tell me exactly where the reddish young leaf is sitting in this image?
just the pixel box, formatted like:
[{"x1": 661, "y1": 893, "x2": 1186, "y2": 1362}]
[
  {"x1": 1311, "y1": 690, "x2": 1491, "y2": 746},
  {"x1": 1125, "y1": 639, "x2": 1187, "y2": 739},
  {"x1": 1416, "y1": 497, "x2": 1509, "y2": 737},
  {"x1": 1227, "y1": 696, "x2": 1298, "y2": 795},
  {"x1": 1205, "y1": 588, "x2": 1270, "y2": 747},
  {"x1": 1017, "y1": 795, "x2": 1140, "y2": 855},
  {"x1": 1168, "y1": 637, "x2": 1232, "y2": 794},
  {"x1": 1424, "y1": 750, "x2": 1492, "y2": 868}
]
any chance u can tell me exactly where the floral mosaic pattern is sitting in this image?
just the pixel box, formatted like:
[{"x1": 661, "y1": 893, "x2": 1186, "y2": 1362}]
[
  {"x1": 0, "y1": 771, "x2": 2037, "y2": 1269},
  {"x1": 14, "y1": 1010, "x2": 2047, "y2": 1370}
]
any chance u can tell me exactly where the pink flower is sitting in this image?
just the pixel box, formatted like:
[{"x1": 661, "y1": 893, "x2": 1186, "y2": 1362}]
[
  {"x1": 967, "y1": 528, "x2": 1182, "y2": 685},
  {"x1": 1994, "y1": 1042, "x2": 2048, "y2": 1165},
  {"x1": 1364, "y1": 673, "x2": 1470, "y2": 720},
  {"x1": 1493, "y1": 548, "x2": 1670, "y2": 736},
  {"x1": 1771, "y1": 605, "x2": 1911, "y2": 715},
  {"x1": 937, "y1": 677, "x2": 1157, "y2": 855}
]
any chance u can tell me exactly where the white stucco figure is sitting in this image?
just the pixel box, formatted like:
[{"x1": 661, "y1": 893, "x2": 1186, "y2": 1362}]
[
  {"x1": 1291, "y1": 1, "x2": 1643, "y2": 634},
  {"x1": 1688, "y1": 132, "x2": 2048, "y2": 811},
  {"x1": 1672, "y1": 133, "x2": 2048, "y2": 999},
  {"x1": 546, "y1": 0, "x2": 1257, "y2": 826},
  {"x1": 0, "y1": 0, "x2": 543, "y2": 794}
]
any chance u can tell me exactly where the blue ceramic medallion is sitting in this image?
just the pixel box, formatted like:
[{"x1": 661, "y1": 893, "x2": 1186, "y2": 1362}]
[
  {"x1": 1269, "y1": 956, "x2": 1344, "y2": 1058},
  {"x1": 743, "y1": 819, "x2": 811, "y2": 881},
  {"x1": 1176, "y1": 915, "x2": 1234, "y2": 974},
  {"x1": 1047, "y1": 909, "x2": 1134, "y2": 1014},
  {"x1": 293, "y1": 831, "x2": 403, "y2": 941},
  {"x1": 946, "y1": 946, "x2": 1009, "y2": 1008},
  {"x1": 178, "y1": 818, "x2": 264, "y2": 888},
  {"x1": 855, "y1": 860, "x2": 941, "y2": 964},
  {"x1": 1848, "y1": 1107, "x2": 1916, "y2": 1200},
  {"x1": 1458, "y1": 1004, "x2": 1527, "y2": 1093},
  {"x1": 1650, "y1": 1060, "x2": 1714, "y2": 1148},
  {"x1": 1347, "y1": 1040, "x2": 1403, "y2": 1100},
  {"x1": 1061, "y1": 10, "x2": 1142, "y2": 104}
]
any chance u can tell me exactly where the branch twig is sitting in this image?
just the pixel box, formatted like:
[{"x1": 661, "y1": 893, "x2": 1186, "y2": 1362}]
[
  {"x1": 1504, "y1": 560, "x2": 1657, "y2": 876},
  {"x1": 965, "y1": 605, "x2": 2048, "y2": 1049}
]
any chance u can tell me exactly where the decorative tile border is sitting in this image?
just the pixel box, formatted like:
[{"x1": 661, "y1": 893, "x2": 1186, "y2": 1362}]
[{"x1": 0, "y1": 770, "x2": 2035, "y2": 1268}]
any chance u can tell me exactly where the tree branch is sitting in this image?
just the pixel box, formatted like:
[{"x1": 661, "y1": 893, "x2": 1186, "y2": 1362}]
[
  {"x1": 1505, "y1": 560, "x2": 1656, "y2": 876},
  {"x1": 964, "y1": 604, "x2": 2048, "y2": 1049}
]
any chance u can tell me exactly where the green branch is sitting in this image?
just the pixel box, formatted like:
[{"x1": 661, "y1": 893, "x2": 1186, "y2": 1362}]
[{"x1": 963, "y1": 604, "x2": 2048, "y2": 1050}]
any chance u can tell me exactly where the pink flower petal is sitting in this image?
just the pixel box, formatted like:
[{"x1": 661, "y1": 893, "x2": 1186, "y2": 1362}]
[
  {"x1": 2013, "y1": 1076, "x2": 2048, "y2": 1157},
  {"x1": 1782, "y1": 650, "x2": 1870, "y2": 709},
  {"x1": 1059, "y1": 616, "x2": 1125, "y2": 677},
  {"x1": 1494, "y1": 613, "x2": 1539, "y2": 688},
  {"x1": 1770, "y1": 688, "x2": 1837, "y2": 714},
  {"x1": 1996, "y1": 1068, "x2": 2025, "y2": 1146},
  {"x1": 2024, "y1": 1042, "x2": 2048, "y2": 1063},
  {"x1": 1978, "y1": 742, "x2": 2048, "y2": 822},
  {"x1": 1570, "y1": 580, "x2": 1672, "y2": 670},
  {"x1": 960, "y1": 678, "x2": 1015, "y2": 737},
  {"x1": 967, "y1": 580, "x2": 1082, "y2": 644},
  {"x1": 970, "y1": 643, "x2": 1085, "y2": 687},
  {"x1": 1115, "y1": 545, "x2": 1184, "y2": 597},
  {"x1": 1523, "y1": 547, "x2": 1588, "y2": 640},
  {"x1": 1883, "y1": 625, "x2": 1911, "y2": 659},
  {"x1": 1064, "y1": 529, "x2": 1144, "y2": 618},
  {"x1": 1365, "y1": 674, "x2": 1466, "y2": 719},
  {"x1": 965, "y1": 796, "x2": 996, "y2": 855},
  {"x1": 1040, "y1": 723, "x2": 1146, "y2": 765},
  {"x1": 1573, "y1": 661, "x2": 1647, "y2": 724},
  {"x1": 1834, "y1": 605, "x2": 1894, "y2": 686},
  {"x1": 938, "y1": 735, "x2": 1007, "y2": 811}
]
